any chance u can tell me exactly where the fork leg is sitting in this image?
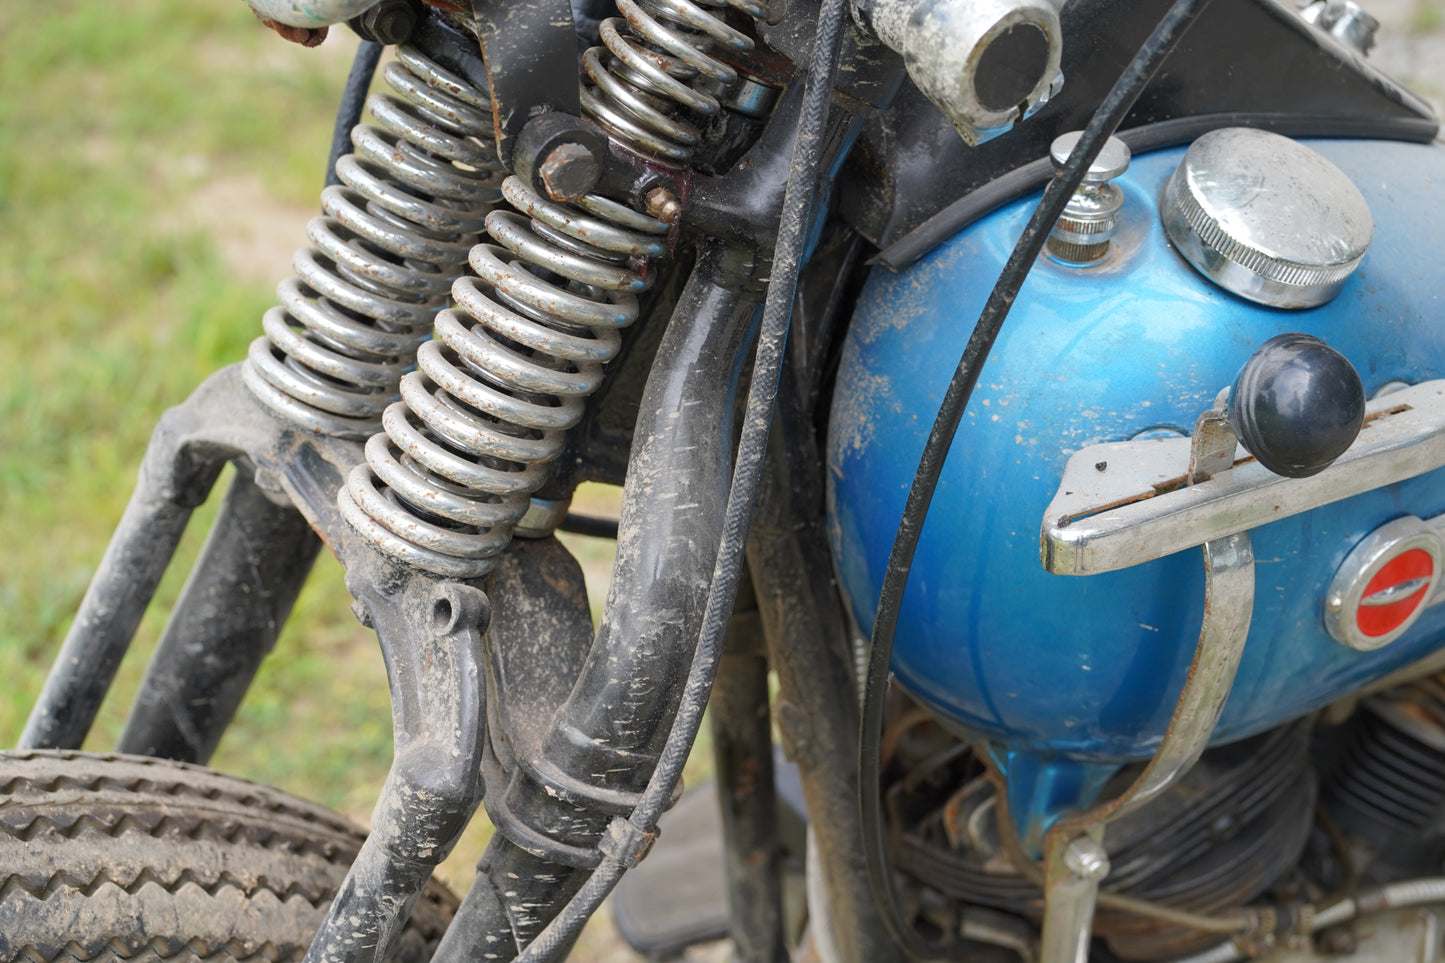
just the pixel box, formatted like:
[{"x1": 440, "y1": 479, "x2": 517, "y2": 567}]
[
  {"x1": 20, "y1": 409, "x2": 226, "y2": 750},
  {"x1": 118, "y1": 466, "x2": 320, "y2": 762},
  {"x1": 304, "y1": 575, "x2": 490, "y2": 963}
]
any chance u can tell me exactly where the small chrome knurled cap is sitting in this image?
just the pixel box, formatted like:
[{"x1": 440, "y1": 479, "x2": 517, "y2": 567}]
[
  {"x1": 1161, "y1": 127, "x2": 1373, "y2": 309},
  {"x1": 1047, "y1": 131, "x2": 1131, "y2": 265}
]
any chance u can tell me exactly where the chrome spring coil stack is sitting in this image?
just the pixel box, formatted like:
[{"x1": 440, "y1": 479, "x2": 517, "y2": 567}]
[
  {"x1": 336, "y1": 177, "x2": 668, "y2": 578},
  {"x1": 582, "y1": 0, "x2": 757, "y2": 163},
  {"x1": 339, "y1": 0, "x2": 761, "y2": 577},
  {"x1": 244, "y1": 47, "x2": 503, "y2": 439}
]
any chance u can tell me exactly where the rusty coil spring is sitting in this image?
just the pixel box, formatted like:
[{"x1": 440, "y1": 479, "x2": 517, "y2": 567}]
[
  {"x1": 337, "y1": 176, "x2": 670, "y2": 578},
  {"x1": 244, "y1": 46, "x2": 502, "y2": 439},
  {"x1": 581, "y1": 0, "x2": 757, "y2": 163}
]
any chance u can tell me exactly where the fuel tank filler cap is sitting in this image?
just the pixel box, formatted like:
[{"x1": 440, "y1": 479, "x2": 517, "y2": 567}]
[{"x1": 1161, "y1": 128, "x2": 1372, "y2": 309}]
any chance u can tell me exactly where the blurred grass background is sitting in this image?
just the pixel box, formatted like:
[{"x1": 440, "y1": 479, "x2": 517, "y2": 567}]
[{"x1": 0, "y1": 3, "x2": 647, "y2": 953}]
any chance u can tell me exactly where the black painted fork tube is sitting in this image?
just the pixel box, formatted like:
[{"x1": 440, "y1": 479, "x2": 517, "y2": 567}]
[
  {"x1": 118, "y1": 467, "x2": 321, "y2": 762},
  {"x1": 712, "y1": 578, "x2": 788, "y2": 963},
  {"x1": 747, "y1": 385, "x2": 905, "y2": 963},
  {"x1": 20, "y1": 422, "x2": 224, "y2": 750},
  {"x1": 435, "y1": 241, "x2": 762, "y2": 959}
]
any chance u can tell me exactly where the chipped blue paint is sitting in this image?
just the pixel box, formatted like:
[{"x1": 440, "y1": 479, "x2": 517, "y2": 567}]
[{"x1": 828, "y1": 138, "x2": 1445, "y2": 775}]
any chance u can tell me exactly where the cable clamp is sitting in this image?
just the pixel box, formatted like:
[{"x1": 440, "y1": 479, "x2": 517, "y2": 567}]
[{"x1": 599, "y1": 816, "x2": 659, "y2": 869}]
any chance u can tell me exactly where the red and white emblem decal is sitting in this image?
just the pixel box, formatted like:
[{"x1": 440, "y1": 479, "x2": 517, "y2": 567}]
[{"x1": 1326, "y1": 516, "x2": 1443, "y2": 652}]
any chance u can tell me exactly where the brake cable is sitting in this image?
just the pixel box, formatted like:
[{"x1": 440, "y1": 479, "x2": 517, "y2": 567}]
[
  {"x1": 507, "y1": 0, "x2": 852, "y2": 954},
  {"x1": 858, "y1": 0, "x2": 1214, "y2": 956}
]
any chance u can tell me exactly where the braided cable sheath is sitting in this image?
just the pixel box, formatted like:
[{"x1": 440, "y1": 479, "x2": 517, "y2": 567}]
[
  {"x1": 506, "y1": 0, "x2": 852, "y2": 956},
  {"x1": 325, "y1": 40, "x2": 383, "y2": 188},
  {"x1": 857, "y1": 0, "x2": 1215, "y2": 957}
]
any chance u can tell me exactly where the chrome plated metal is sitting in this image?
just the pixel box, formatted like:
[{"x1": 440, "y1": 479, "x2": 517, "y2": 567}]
[
  {"x1": 1047, "y1": 131, "x2": 1130, "y2": 264},
  {"x1": 1301, "y1": 0, "x2": 1381, "y2": 55},
  {"x1": 1187, "y1": 388, "x2": 1235, "y2": 483},
  {"x1": 339, "y1": 0, "x2": 767, "y2": 577},
  {"x1": 244, "y1": 0, "x2": 381, "y2": 28},
  {"x1": 580, "y1": 0, "x2": 758, "y2": 164},
  {"x1": 1041, "y1": 380, "x2": 1445, "y2": 576},
  {"x1": 855, "y1": 0, "x2": 1064, "y2": 145},
  {"x1": 244, "y1": 47, "x2": 502, "y2": 439},
  {"x1": 1326, "y1": 513, "x2": 1445, "y2": 651},
  {"x1": 337, "y1": 175, "x2": 669, "y2": 578},
  {"x1": 1040, "y1": 833, "x2": 1110, "y2": 963},
  {"x1": 1063, "y1": 531, "x2": 1255, "y2": 825},
  {"x1": 1161, "y1": 127, "x2": 1373, "y2": 308},
  {"x1": 515, "y1": 496, "x2": 572, "y2": 539},
  {"x1": 1040, "y1": 532, "x2": 1254, "y2": 962}
]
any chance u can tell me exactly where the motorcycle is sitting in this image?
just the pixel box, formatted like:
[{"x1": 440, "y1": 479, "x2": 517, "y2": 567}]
[{"x1": 5, "y1": 0, "x2": 1445, "y2": 960}]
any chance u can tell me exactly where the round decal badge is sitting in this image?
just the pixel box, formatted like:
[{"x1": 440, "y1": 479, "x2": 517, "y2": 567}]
[{"x1": 1325, "y1": 516, "x2": 1443, "y2": 651}]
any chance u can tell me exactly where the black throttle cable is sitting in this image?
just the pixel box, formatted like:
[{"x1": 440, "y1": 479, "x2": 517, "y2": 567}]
[
  {"x1": 325, "y1": 39, "x2": 383, "y2": 187},
  {"x1": 508, "y1": 0, "x2": 852, "y2": 953},
  {"x1": 858, "y1": 0, "x2": 1213, "y2": 956}
]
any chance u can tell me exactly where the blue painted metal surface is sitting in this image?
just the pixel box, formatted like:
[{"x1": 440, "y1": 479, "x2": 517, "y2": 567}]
[{"x1": 827, "y1": 138, "x2": 1445, "y2": 773}]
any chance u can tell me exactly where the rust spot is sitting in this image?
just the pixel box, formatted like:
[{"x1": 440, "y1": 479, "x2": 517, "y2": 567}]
[{"x1": 253, "y1": 13, "x2": 329, "y2": 47}]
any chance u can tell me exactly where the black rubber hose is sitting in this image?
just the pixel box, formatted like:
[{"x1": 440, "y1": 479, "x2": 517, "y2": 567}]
[
  {"x1": 507, "y1": 0, "x2": 852, "y2": 954},
  {"x1": 325, "y1": 39, "x2": 384, "y2": 187},
  {"x1": 858, "y1": 0, "x2": 1214, "y2": 957},
  {"x1": 557, "y1": 512, "x2": 620, "y2": 540}
]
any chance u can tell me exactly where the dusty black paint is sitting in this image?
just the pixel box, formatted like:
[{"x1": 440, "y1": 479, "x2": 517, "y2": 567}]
[{"x1": 118, "y1": 467, "x2": 321, "y2": 763}]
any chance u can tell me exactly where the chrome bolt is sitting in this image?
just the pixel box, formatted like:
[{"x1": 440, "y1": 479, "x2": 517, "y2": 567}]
[
  {"x1": 1047, "y1": 131, "x2": 1130, "y2": 265},
  {"x1": 1063, "y1": 836, "x2": 1110, "y2": 881},
  {"x1": 1300, "y1": 0, "x2": 1380, "y2": 55},
  {"x1": 646, "y1": 187, "x2": 683, "y2": 225}
]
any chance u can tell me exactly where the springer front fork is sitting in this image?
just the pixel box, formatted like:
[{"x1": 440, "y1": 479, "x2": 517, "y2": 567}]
[{"x1": 19, "y1": 4, "x2": 897, "y2": 960}]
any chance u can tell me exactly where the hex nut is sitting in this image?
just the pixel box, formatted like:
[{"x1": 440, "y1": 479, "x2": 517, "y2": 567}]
[
  {"x1": 1063, "y1": 836, "x2": 1110, "y2": 881},
  {"x1": 646, "y1": 188, "x2": 682, "y2": 225},
  {"x1": 356, "y1": 0, "x2": 416, "y2": 46},
  {"x1": 539, "y1": 143, "x2": 602, "y2": 202}
]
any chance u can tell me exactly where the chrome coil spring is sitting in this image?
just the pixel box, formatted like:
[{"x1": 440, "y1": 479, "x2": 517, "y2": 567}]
[
  {"x1": 244, "y1": 46, "x2": 503, "y2": 439},
  {"x1": 580, "y1": 0, "x2": 757, "y2": 163},
  {"x1": 338, "y1": 176, "x2": 671, "y2": 578}
]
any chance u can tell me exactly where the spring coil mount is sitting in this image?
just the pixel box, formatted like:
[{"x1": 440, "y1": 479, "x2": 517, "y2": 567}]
[
  {"x1": 338, "y1": 176, "x2": 671, "y2": 578},
  {"x1": 581, "y1": 0, "x2": 759, "y2": 163},
  {"x1": 244, "y1": 46, "x2": 503, "y2": 439}
]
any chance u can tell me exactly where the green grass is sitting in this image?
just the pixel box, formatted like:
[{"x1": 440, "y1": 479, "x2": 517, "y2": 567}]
[
  {"x1": 0, "y1": 8, "x2": 713, "y2": 937},
  {"x1": 0, "y1": 2, "x2": 376, "y2": 794}
]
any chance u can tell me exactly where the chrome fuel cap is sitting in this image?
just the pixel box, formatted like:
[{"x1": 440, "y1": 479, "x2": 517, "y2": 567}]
[{"x1": 1161, "y1": 128, "x2": 1372, "y2": 309}]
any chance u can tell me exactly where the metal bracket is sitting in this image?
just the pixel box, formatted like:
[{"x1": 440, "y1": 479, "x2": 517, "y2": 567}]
[
  {"x1": 1038, "y1": 531, "x2": 1255, "y2": 963},
  {"x1": 466, "y1": 0, "x2": 583, "y2": 165},
  {"x1": 1041, "y1": 380, "x2": 1445, "y2": 576}
]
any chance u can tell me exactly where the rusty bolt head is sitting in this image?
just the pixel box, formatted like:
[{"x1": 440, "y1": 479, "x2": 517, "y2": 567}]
[
  {"x1": 356, "y1": 0, "x2": 417, "y2": 45},
  {"x1": 646, "y1": 188, "x2": 683, "y2": 225},
  {"x1": 538, "y1": 143, "x2": 602, "y2": 202}
]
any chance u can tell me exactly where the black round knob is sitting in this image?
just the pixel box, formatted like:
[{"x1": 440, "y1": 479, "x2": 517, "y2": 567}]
[{"x1": 1228, "y1": 333, "x2": 1365, "y2": 478}]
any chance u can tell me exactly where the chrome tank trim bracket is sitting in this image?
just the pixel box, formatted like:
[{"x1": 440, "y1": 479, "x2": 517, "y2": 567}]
[{"x1": 1041, "y1": 380, "x2": 1445, "y2": 576}]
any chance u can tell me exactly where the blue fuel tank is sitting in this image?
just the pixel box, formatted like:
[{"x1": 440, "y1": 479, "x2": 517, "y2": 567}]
[{"x1": 828, "y1": 137, "x2": 1445, "y2": 763}]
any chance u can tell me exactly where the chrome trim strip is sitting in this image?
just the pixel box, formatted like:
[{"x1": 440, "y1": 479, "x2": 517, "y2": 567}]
[{"x1": 1041, "y1": 380, "x2": 1445, "y2": 576}]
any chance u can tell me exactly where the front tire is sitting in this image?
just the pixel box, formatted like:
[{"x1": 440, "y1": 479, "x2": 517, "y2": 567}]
[{"x1": 0, "y1": 750, "x2": 457, "y2": 962}]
